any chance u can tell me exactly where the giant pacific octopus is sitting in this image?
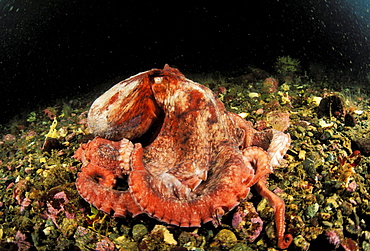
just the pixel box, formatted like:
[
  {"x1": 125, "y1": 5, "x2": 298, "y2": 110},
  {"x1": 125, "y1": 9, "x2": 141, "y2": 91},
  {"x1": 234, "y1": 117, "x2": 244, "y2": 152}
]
[{"x1": 74, "y1": 65, "x2": 293, "y2": 249}]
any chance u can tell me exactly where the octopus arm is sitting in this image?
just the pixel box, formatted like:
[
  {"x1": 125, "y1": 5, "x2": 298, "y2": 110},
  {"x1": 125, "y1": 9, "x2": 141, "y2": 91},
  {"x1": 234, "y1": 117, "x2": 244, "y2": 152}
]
[
  {"x1": 228, "y1": 112, "x2": 291, "y2": 167},
  {"x1": 74, "y1": 137, "x2": 133, "y2": 177},
  {"x1": 129, "y1": 143, "x2": 250, "y2": 227},
  {"x1": 75, "y1": 137, "x2": 141, "y2": 217},
  {"x1": 241, "y1": 146, "x2": 273, "y2": 186},
  {"x1": 255, "y1": 177, "x2": 293, "y2": 249},
  {"x1": 241, "y1": 146, "x2": 292, "y2": 248},
  {"x1": 226, "y1": 112, "x2": 258, "y2": 149},
  {"x1": 252, "y1": 129, "x2": 291, "y2": 167},
  {"x1": 76, "y1": 164, "x2": 142, "y2": 217},
  {"x1": 149, "y1": 172, "x2": 195, "y2": 200}
]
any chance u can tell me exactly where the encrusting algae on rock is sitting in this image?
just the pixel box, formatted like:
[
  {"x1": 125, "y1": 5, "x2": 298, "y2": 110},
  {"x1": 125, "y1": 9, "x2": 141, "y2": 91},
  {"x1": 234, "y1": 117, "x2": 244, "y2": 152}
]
[{"x1": 0, "y1": 58, "x2": 370, "y2": 250}]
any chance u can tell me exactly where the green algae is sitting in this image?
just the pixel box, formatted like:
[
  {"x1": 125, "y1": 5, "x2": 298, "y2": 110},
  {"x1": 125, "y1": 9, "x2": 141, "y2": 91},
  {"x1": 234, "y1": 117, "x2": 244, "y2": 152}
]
[{"x1": 275, "y1": 56, "x2": 301, "y2": 75}]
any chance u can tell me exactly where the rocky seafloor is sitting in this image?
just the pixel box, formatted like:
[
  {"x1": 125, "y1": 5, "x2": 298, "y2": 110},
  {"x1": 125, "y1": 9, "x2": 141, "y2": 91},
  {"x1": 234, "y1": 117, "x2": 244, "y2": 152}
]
[{"x1": 1, "y1": 60, "x2": 370, "y2": 250}]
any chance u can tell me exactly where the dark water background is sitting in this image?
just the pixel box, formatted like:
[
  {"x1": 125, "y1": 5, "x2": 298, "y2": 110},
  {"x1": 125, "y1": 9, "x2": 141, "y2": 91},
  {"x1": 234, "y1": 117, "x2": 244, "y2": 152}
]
[{"x1": 1, "y1": 0, "x2": 369, "y2": 124}]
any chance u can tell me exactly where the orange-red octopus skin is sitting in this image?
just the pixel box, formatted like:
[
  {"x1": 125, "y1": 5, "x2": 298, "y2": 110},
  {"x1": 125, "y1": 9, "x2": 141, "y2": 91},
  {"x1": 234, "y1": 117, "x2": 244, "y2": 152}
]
[{"x1": 74, "y1": 65, "x2": 292, "y2": 249}]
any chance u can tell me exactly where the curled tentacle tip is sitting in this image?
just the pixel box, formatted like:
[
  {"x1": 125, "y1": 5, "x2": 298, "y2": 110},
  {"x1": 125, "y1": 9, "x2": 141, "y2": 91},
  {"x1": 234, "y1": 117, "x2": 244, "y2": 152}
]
[{"x1": 278, "y1": 234, "x2": 293, "y2": 249}]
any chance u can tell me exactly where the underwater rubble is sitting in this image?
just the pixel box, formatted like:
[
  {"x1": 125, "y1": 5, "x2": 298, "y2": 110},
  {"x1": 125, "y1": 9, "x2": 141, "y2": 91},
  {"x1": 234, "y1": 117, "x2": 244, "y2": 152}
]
[{"x1": 1, "y1": 59, "x2": 370, "y2": 250}]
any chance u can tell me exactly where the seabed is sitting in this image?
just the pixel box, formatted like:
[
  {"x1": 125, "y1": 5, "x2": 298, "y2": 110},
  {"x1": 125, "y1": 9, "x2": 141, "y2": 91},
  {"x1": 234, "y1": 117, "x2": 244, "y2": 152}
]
[{"x1": 1, "y1": 59, "x2": 370, "y2": 251}]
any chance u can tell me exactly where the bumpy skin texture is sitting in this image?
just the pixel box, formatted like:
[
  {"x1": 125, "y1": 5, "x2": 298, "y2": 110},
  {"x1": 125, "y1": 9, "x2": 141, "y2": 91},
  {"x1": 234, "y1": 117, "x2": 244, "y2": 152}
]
[{"x1": 74, "y1": 65, "x2": 292, "y2": 249}]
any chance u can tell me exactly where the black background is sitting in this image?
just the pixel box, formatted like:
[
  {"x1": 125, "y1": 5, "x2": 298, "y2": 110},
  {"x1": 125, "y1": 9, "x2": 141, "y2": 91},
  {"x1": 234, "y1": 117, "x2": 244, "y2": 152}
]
[{"x1": 1, "y1": 0, "x2": 369, "y2": 124}]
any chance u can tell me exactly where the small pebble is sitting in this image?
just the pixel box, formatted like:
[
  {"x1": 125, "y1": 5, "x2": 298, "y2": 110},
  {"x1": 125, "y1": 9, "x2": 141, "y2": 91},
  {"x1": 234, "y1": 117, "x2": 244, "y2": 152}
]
[{"x1": 132, "y1": 224, "x2": 148, "y2": 242}]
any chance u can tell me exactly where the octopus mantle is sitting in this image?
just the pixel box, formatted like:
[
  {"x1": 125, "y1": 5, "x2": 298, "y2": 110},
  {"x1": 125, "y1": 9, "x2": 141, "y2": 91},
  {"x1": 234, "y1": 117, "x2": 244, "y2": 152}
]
[{"x1": 74, "y1": 65, "x2": 292, "y2": 248}]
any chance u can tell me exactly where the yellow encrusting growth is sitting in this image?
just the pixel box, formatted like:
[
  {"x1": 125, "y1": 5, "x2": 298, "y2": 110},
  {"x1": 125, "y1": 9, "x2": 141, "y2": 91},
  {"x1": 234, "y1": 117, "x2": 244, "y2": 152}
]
[{"x1": 45, "y1": 118, "x2": 59, "y2": 138}]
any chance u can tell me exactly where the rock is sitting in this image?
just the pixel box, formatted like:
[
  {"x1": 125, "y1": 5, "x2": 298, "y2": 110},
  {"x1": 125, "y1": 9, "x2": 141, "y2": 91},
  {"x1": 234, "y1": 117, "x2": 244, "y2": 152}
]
[
  {"x1": 178, "y1": 230, "x2": 205, "y2": 250},
  {"x1": 230, "y1": 243, "x2": 254, "y2": 251},
  {"x1": 150, "y1": 225, "x2": 177, "y2": 245},
  {"x1": 352, "y1": 138, "x2": 370, "y2": 156},
  {"x1": 344, "y1": 113, "x2": 357, "y2": 126},
  {"x1": 210, "y1": 229, "x2": 238, "y2": 248},
  {"x1": 74, "y1": 226, "x2": 115, "y2": 251},
  {"x1": 293, "y1": 235, "x2": 310, "y2": 250},
  {"x1": 317, "y1": 95, "x2": 345, "y2": 118},
  {"x1": 232, "y1": 201, "x2": 263, "y2": 243},
  {"x1": 132, "y1": 224, "x2": 148, "y2": 242},
  {"x1": 60, "y1": 218, "x2": 78, "y2": 238}
]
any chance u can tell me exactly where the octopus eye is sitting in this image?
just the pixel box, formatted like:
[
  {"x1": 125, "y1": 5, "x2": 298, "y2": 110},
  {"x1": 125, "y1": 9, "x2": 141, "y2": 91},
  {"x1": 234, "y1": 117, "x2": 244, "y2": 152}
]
[{"x1": 154, "y1": 77, "x2": 163, "y2": 84}]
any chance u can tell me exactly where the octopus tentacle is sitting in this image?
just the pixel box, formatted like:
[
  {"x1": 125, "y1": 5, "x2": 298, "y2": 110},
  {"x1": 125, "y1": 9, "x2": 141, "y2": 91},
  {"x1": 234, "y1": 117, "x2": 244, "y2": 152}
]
[
  {"x1": 241, "y1": 146, "x2": 292, "y2": 249},
  {"x1": 241, "y1": 146, "x2": 273, "y2": 187},
  {"x1": 76, "y1": 164, "x2": 142, "y2": 217},
  {"x1": 74, "y1": 137, "x2": 133, "y2": 177},
  {"x1": 229, "y1": 112, "x2": 291, "y2": 168},
  {"x1": 76, "y1": 164, "x2": 120, "y2": 213},
  {"x1": 255, "y1": 176, "x2": 292, "y2": 249},
  {"x1": 265, "y1": 130, "x2": 291, "y2": 167},
  {"x1": 252, "y1": 129, "x2": 291, "y2": 167},
  {"x1": 227, "y1": 112, "x2": 257, "y2": 148},
  {"x1": 129, "y1": 143, "x2": 250, "y2": 227}
]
